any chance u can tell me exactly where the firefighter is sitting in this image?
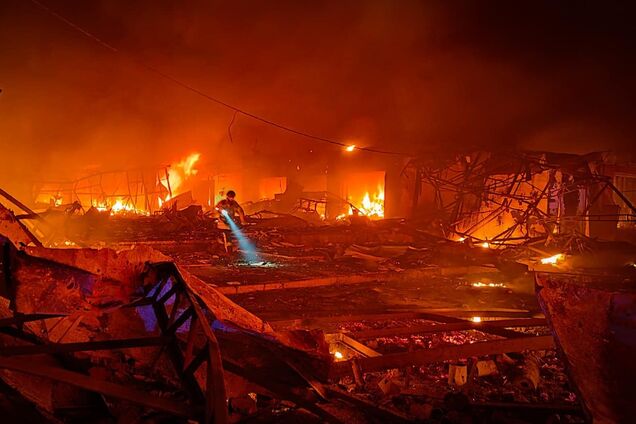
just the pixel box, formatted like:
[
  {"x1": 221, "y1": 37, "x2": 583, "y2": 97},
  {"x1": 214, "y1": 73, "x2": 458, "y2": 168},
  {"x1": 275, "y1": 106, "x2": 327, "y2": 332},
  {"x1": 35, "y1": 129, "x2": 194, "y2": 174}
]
[{"x1": 215, "y1": 190, "x2": 246, "y2": 225}]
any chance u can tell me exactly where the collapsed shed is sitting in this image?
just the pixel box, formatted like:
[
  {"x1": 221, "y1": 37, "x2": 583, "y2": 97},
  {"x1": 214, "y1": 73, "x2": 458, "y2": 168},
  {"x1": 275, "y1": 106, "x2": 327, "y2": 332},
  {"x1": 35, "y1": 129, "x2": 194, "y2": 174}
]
[{"x1": 401, "y1": 151, "x2": 636, "y2": 243}]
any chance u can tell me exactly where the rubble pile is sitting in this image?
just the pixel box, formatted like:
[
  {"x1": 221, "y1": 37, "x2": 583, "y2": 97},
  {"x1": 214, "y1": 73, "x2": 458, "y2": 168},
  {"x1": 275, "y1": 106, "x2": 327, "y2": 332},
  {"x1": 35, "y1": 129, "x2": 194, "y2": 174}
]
[
  {"x1": 325, "y1": 318, "x2": 578, "y2": 422},
  {"x1": 0, "y1": 152, "x2": 635, "y2": 424}
]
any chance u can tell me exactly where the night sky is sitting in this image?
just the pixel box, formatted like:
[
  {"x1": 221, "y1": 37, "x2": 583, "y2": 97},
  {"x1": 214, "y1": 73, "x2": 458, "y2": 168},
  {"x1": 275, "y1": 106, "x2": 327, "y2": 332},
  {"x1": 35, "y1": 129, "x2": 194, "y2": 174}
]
[{"x1": 1, "y1": 1, "x2": 635, "y2": 194}]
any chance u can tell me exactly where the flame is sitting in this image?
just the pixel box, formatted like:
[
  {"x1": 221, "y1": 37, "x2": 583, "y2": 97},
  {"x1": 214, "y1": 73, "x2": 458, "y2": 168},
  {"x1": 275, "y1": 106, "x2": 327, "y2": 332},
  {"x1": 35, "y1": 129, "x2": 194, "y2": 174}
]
[
  {"x1": 471, "y1": 316, "x2": 482, "y2": 323},
  {"x1": 345, "y1": 144, "x2": 356, "y2": 152},
  {"x1": 540, "y1": 253, "x2": 565, "y2": 265},
  {"x1": 480, "y1": 241, "x2": 491, "y2": 248},
  {"x1": 158, "y1": 194, "x2": 171, "y2": 208},
  {"x1": 472, "y1": 282, "x2": 506, "y2": 288},
  {"x1": 168, "y1": 152, "x2": 201, "y2": 194},
  {"x1": 159, "y1": 152, "x2": 201, "y2": 208},
  {"x1": 333, "y1": 351, "x2": 344, "y2": 360},
  {"x1": 92, "y1": 198, "x2": 149, "y2": 216},
  {"x1": 350, "y1": 187, "x2": 385, "y2": 218}
]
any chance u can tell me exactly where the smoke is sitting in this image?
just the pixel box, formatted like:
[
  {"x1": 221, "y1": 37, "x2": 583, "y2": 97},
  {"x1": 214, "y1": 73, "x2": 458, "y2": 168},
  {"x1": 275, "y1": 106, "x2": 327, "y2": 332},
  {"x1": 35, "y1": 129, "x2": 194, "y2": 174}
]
[{"x1": 1, "y1": 0, "x2": 635, "y2": 201}]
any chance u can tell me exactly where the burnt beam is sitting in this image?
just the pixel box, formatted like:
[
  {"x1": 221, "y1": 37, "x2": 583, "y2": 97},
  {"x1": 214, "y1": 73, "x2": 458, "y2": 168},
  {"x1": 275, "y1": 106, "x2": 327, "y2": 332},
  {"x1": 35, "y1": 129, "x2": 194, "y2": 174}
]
[
  {"x1": 332, "y1": 335, "x2": 554, "y2": 378},
  {"x1": 0, "y1": 357, "x2": 197, "y2": 418},
  {"x1": 350, "y1": 318, "x2": 548, "y2": 339},
  {"x1": 0, "y1": 336, "x2": 168, "y2": 356}
]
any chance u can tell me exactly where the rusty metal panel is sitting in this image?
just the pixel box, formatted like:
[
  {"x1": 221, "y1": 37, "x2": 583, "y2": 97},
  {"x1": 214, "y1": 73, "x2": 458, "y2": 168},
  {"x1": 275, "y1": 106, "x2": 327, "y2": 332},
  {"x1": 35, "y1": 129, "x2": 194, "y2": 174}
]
[{"x1": 536, "y1": 272, "x2": 636, "y2": 423}]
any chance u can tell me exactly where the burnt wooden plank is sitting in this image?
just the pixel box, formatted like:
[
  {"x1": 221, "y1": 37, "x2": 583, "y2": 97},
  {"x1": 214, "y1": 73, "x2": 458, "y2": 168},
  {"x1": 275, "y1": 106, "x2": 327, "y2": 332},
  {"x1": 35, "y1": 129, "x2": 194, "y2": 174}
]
[
  {"x1": 0, "y1": 336, "x2": 167, "y2": 356},
  {"x1": 326, "y1": 387, "x2": 411, "y2": 423},
  {"x1": 217, "y1": 274, "x2": 381, "y2": 294},
  {"x1": 470, "y1": 400, "x2": 582, "y2": 413},
  {"x1": 167, "y1": 306, "x2": 193, "y2": 334},
  {"x1": 153, "y1": 293, "x2": 204, "y2": 404},
  {"x1": 0, "y1": 357, "x2": 196, "y2": 418},
  {"x1": 222, "y1": 359, "x2": 341, "y2": 424},
  {"x1": 182, "y1": 313, "x2": 200, "y2": 369},
  {"x1": 167, "y1": 290, "x2": 183, "y2": 327},
  {"x1": 271, "y1": 310, "x2": 539, "y2": 331},
  {"x1": 184, "y1": 344, "x2": 208, "y2": 375},
  {"x1": 0, "y1": 313, "x2": 66, "y2": 327},
  {"x1": 351, "y1": 318, "x2": 548, "y2": 339},
  {"x1": 157, "y1": 283, "x2": 179, "y2": 304},
  {"x1": 186, "y1": 290, "x2": 228, "y2": 424},
  {"x1": 325, "y1": 333, "x2": 381, "y2": 358},
  {"x1": 332, "y1": 335, "x2": 554, "y2": 378},
  {"x1": 398, "y1": 311, "x2": 532, "y2": 339},
  {"x1": 205, "y1": 344, "x2": 226, "y2": 424}
]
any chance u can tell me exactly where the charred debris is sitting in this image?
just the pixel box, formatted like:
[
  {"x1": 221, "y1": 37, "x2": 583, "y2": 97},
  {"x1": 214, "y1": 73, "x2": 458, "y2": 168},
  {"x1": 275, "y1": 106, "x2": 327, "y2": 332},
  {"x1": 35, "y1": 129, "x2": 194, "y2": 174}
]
[{"x1": 0, "y1": 150, "x2": 635, "y2": 424}]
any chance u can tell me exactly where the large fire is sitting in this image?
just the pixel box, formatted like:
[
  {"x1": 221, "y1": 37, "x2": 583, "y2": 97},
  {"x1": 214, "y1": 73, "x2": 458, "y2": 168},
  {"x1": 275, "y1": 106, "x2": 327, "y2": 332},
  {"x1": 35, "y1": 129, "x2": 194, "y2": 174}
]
[
  {"x1": 88, "y1": 153, "x2": 203, "y2": 214},
  {"x1": 339, "y1": 186, "x2": 385, "y2": 220},
  {"x1": 168, "y1": 152, "x2": 201, "y2": 194},
  {"x1": 158, "y1": 152, "x2": 201, "y2": 208},
  {"x1": 358, "y1": 189, "x2": 385, "y2": 217},
  {"x1": 92, "y1": 198, "x2": 149, "y2": 216}
]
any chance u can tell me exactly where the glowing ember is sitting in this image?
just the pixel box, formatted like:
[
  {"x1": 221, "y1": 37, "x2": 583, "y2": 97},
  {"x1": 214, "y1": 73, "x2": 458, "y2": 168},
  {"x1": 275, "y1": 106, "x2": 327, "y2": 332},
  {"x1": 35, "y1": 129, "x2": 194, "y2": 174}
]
[
  {"x1": 540, "y1": 253, "x2": 565, "y2": 265},
  {"x1": 457, "y1": 237, "x2": 466, "y2": 242},
  {"x1": 333, "y1": 351, "x2": 344, "y2": 360},
  {"x1": 471, "y1": 316, "x2": 482, "y2": 323},
  {"x1": 344, "y1": 144, "x2": 356, "y2": 152},
  {"x1": 480, "y1": 241, "x2": 490, "y2": 248},
  {"x1": 472, "y1": 282, "x2": 506, "y2": 288}
]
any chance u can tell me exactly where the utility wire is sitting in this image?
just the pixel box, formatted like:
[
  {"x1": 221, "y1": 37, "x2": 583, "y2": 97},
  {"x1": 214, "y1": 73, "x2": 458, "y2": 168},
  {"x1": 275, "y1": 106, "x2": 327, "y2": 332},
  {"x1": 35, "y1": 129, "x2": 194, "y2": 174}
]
[{"x1": 29, "y1": 0, "x2": 409, "y2": 156}]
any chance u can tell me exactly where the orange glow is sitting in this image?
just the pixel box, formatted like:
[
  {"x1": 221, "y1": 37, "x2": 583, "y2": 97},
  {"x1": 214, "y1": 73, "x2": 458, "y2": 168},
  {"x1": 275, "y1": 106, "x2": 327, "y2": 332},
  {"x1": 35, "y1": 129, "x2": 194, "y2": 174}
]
[
  {"x1": 540, "y1": 253, "x2": 565, "y2": 265},
  {"x1": 168, "y1": 152, "x2": 201, "y2": 194},
  {"x1": 92, "y1": 198, "x2": 149, "y2": 216},
  {"x1": 471, "y1": 316, "x2": 482, "y2": 323},
  {"x1": 344, "y1": 144, "x2": 356, "y2": 152},
  {"x1": 158, "y1": 152, "x2": 201, "y2": 208},
  {"x1": 158, "y1": 194, "x2": 171, "y2": 208},
  {"x1": 472, "y1": 282, "x2": 506, "y2": 288},
  {"x1": 93, "y1": 203, "x2": 109, "y2": 212},
  {"x1": 480, "y1": 241, "x2": 490, "y2": 248},
  {"x1": 349, "y1": 186, "x2": 384, "y2": 218}
]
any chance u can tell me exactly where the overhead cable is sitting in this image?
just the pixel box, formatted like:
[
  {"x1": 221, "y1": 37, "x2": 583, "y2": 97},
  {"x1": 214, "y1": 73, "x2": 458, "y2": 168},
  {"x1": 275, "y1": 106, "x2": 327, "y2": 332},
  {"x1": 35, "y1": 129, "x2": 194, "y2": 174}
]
[{"x1": 29, "y1": 0, "x2": 409, "y2": 156}]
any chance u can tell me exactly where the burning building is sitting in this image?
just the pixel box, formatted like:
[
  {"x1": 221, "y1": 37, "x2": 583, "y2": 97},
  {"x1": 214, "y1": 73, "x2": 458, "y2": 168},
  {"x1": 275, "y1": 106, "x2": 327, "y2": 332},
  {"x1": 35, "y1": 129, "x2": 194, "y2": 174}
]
[
  {"x1": 1, "y1": 146, "x2": 634, "y2": 423},
  {"x1": 400, "y1": 151, "x2": 636, "y2": 244},
  {"x1": 1, "y1": 1, "x2": 636, "y2": 423}
]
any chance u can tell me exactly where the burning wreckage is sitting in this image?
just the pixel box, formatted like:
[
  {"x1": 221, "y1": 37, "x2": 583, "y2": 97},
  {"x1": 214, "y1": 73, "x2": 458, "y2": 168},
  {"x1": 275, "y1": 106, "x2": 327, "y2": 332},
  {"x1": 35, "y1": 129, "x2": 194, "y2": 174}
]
[{"x1": 0, "y1": 150, "x2": 635, "y2": 423}]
